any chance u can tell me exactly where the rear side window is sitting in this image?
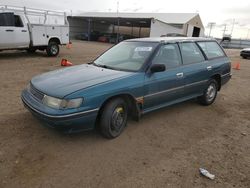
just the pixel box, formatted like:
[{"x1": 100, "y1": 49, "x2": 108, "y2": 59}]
[
  {"x1": 179, "y1": 42, "x2": 205, "y2": 65},
  {"x1": 152, "y1": 44, "x2": 181, "y2": 69},
  {"x1": 197, "y1": 41, "x2": 225, "y2": 59},
  {"x1": 14, "y1": 15, "x2": 23, "y2": 27}
]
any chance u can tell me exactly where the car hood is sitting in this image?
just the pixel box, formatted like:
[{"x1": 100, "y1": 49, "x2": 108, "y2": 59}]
[
  {"x1": 242, "y1": 48, "x2": 250, "y2": 51},
  {"x1": 31, "y1": 64, "x2": 133, "y2": 98}
]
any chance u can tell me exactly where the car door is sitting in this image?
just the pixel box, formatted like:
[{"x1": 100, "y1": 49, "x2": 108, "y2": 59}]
[
  {"x1": 13, "y1": 14, "x2": 29, "y2": 48},
  {"x1": 0, "y1": 12, "x2": 15, "y2": 49},
  {"x1": 143, "y1": 43, "x2": 185, "y2": 111},
  {"x1": 178, "y1": 42, "x2": 208, "y2": 97},
  {"x1": 197, "y1": 41, "x2": 230, "y2": 78}
]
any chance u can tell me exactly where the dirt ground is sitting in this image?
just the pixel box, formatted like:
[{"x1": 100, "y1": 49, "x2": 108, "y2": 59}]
[{"x1": 0, "y1": 41, "x2": 249, "y2": 188}]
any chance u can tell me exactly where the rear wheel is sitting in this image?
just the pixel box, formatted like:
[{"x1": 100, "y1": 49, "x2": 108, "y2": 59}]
[
  {"x1": 198, "y1": 79, "x2": 218, "y2": 105},
  {"x1": 46, "y1": 42, "x2": 59, "y2": 57},
  {"x1": 242, "y1": 56, "x2": 247, "y2": 59},
  {"x1": 100, "y1": 98, "x2": 128, "y2": 139}
]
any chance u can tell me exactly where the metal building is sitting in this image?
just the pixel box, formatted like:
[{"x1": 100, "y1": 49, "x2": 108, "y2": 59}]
[{"x1": 68, "y1": 12, "x2": 204, "y2": 41}]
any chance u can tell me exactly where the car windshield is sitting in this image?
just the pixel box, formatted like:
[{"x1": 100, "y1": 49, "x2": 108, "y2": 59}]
[{"x1": 93, "y1": 41, "x2": 158, "y2": 71}]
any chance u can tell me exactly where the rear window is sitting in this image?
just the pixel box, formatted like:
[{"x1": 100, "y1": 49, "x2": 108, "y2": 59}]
[
  {"x1": 179, "y1": 42, "x2": 205, "y2": 65},
  {"x1": 197, "y1": 41, "x2": 225, "y2": 59}
]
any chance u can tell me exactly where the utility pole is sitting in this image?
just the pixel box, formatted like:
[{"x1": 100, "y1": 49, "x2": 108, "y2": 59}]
[
  {"x1": 116, "y1": 1, "x2": 119, "y2": 14},
  {"x1": 230, "y1": 19, "x2": 238, "y2": 37},
  {"x1": 247, "y1": 29, "x2": 250, "y2": 40},
  {"x1": 116, "y1": 1, "x2": 120, "y2": 43},
  {"x1": 222, "y1": 24, "x2": 227, "y2": 37},
  {"x1": 207, "y1": 22, "x2": 216, "y2": 37}
]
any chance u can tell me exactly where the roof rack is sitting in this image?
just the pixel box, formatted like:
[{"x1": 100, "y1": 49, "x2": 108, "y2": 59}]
[{"x1": 0, "y1": 5, "x2": 68, "y2": 25}]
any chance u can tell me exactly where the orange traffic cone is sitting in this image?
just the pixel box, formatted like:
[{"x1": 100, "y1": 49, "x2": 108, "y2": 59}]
[
  {"x1": 66, "y1": 41, "x2": 72, "y2": 49},
  {"x1": 61, "y1": 59, "x2": 73, "y2": 66},
  {"x1": 233, "y1": 62, "x2": 240, "y2": 70}
]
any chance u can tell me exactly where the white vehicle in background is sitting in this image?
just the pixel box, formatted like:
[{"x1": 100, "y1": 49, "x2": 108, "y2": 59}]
[{"x1": 0, "y1": 5, "x2": 69, "y2": 56}]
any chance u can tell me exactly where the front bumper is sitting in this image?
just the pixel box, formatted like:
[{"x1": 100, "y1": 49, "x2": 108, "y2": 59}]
[
  {"x1": 21, "y1": 89, "x2": 98, "y2": 133},
  {"x1": 240, "y1": 51, "x2": 250, "y2": 57},
  {"x1": 221, "y1": 72, "x2": 232, "y2": 86}
]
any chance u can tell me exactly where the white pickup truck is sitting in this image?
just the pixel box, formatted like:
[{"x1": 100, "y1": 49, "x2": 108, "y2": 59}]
[{"x1": 0, "y1": 5, "x2": 69, "y2": 56}]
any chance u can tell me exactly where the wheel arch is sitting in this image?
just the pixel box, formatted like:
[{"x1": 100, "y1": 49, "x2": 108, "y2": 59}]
[
  {"x1": 211, "y1": 74, "x2": 221, "y2": 91},
  {"x1": 48, "y1": 37, "x2": 61, "y2": 45},
  {"x1": 97, "y1": 93, "x2": 141, "y2": 122}
]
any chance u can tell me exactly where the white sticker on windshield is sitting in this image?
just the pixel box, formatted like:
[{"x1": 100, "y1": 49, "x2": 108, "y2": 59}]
[{"x1": 135, "y1": 47, "x2": 152, "y2": 52}]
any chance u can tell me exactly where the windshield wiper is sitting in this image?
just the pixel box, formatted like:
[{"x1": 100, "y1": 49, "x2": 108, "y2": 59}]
[{"x1": 93, "y1": 63, "x2": 115, "y2": 70}]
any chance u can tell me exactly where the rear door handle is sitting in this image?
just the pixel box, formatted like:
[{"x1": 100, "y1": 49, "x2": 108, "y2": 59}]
[
  {"x1": 5, "y1": 29, "x2": 14, "y2": 32},
  {"x1": 21, "y1": 30, "x2": 27, "y2": 32},
  {"x1": 207, "y1": 66, "x2": 212, "y2": 71},
  {"x1": 176, "y1": 72, "x2": 184, "y2": 78}
]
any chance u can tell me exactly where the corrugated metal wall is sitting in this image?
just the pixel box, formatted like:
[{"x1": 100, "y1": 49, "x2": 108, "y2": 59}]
[
  {"x1": 220, "y1": 39, "x2": 250, "y2": 49},
  {"x1": 67, "y1": 17, "x2": 111, "y2": 39}
]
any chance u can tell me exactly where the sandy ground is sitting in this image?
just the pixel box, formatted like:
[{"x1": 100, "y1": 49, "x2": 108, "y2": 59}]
[{"x1": 0, "y1": 41, "x2": 249, "y2": 188}]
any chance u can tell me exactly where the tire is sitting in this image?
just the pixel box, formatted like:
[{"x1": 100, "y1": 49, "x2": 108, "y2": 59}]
[
  {"x1": 26, "y1": 48, "x2": 37, "y2": 53},
  {"x1": 100, "y1": 98, "x2": 128, "y2": 139},
  {"x1": 242, "y1": 56, "x2": 247, "y2": 59},
  {"x1": 46, "y1": 42, "x2": 59, "y2": 57},
  {"x1": 198, "y1": 79, "x2": 218, "y2": 106}
]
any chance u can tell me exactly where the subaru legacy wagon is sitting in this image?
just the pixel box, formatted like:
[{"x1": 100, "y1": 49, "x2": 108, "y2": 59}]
[{"x1": 21, "y1": 37, "x2": 231, "y2": 138}]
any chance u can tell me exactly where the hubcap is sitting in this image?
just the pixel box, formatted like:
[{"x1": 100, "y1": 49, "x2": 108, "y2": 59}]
[
  {"x1": 111, "y1": 106, "x2": 125, "y2": 133},
  {"x1": 206, "y1": 83, "x2": 216, "y2": 102},
  {"x1": 51, "y1": 45, "x2": 58, "y2": 54}
]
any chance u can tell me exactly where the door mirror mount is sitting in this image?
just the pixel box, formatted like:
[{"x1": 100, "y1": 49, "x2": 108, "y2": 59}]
[{"x1": 150, "y1": 64, "x2": 166, "y2": 73}]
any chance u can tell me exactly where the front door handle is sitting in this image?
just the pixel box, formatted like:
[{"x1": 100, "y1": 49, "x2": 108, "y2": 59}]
[
  {"x1": 21, "y1": 30, "x2": 27, "y2": 32},
  {"x1": 176, "y1": 72, "x2": 184, "y2": 78},
  {"x1": 5, "y1": 29, "x2": 14, "y2": 32},
  {"x1": 207, "y1": 66, "x2": 212, "y2": 71}
]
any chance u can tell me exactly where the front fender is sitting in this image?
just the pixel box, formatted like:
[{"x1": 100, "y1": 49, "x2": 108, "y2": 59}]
[{"x1": 65, "y1": 72, "x2": 145, "y2": 111}]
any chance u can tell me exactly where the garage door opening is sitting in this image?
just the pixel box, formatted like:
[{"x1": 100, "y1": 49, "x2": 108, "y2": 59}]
[
  {"x1": 192, "y1": 26, "x2": 200, "y2": 37},
  {"x1": 68, "y1": 16, "x2": 151, "y2": 43}
]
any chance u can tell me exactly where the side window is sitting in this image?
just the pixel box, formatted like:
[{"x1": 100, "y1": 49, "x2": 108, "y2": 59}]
[
  {"x1": 152, "y1": 44, "x2": 181, "y2": 69},
  {"x1": 14, "y1": 15, "x2": 23, "y2": 27},
  {"x1": 179, "y1": 42, "x2": 205, "y2": 65},
  {"x1": 0, "y1": 14, "x2": 5, "y2": 26},
  {"x1": 0, "y1": 13, "x2": 15, "y2": 26},
  {"x1": 197, "y1": 41, "x2": 225, "y2": 59}
]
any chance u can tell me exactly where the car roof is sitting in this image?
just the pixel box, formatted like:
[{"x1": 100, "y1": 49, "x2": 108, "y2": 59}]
[{"x1": 126, "y1": 37, "x2": 216, "y2": 43}]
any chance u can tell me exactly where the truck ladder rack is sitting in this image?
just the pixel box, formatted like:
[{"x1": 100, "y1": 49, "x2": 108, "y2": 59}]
[{"x1": 0, "y1": 5, "x2": 68, "y2": 25}]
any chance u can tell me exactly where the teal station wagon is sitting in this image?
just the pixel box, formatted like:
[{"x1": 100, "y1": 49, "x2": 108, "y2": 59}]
[{"x1": 21, "y1": 37, "x2": 231, "y2": 138}]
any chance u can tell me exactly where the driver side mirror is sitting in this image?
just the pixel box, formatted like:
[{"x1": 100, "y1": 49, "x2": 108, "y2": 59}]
[{"x1": 150, "y1": 64, "x2": 166, "y2": 73}]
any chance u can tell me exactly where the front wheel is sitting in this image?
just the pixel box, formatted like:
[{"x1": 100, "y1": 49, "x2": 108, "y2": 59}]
[
  {"x1": 46, "y1": 42, "x2": 59, "y2": 57},
  {"x1": 198, "y1": 79, "x2": 218, "y2": 105},
  {"x1": 100, "y1": 98, "x2": 128, "y2": 139}
]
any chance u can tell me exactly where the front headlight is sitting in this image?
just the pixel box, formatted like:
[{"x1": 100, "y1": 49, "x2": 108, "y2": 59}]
[
  {"x1": 43, "y1": 95, "x2": 83, "y2": 109},
  {"x1": 43, "y1": 95, "x2": 63, "y2": 109},
  {"x1": 60, "y1": 98, "x2": 83, "y2": 109}
]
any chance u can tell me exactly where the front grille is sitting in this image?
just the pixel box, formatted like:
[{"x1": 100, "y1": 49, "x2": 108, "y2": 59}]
[{"x1": 29, "y1": 84, "x2": 44, "y2": 101}]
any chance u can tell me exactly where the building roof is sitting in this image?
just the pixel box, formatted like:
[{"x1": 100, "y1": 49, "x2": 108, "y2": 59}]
[{"x1": 73, "y1": 12, "x2": 199, "y2": 24}]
